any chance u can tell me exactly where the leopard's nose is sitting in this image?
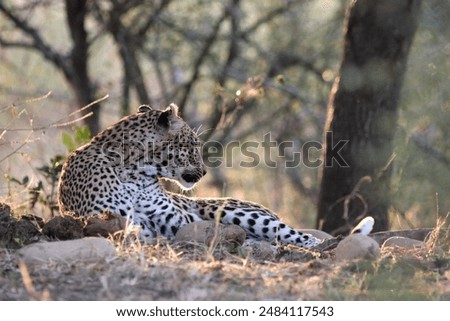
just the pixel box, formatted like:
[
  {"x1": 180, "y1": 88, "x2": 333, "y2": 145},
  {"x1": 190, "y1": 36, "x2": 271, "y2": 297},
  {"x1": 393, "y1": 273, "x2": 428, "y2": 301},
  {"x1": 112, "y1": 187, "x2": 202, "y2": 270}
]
[{"x1": 182, "y1": 172, "x2": 201, "y2": 183}]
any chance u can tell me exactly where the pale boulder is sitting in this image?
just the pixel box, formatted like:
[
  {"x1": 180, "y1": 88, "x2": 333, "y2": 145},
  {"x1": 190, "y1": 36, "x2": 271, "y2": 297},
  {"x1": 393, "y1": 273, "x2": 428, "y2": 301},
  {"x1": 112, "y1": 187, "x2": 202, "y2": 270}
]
[
  {"x1": 18, "y1": 237, "x2": 116, "y2": 265},
  {"x1": 335, "y1": 234, "x2": 380, "y2": 260},
  {"x1": 382, "y1": 236, "x2": 424, "y2": 249}
]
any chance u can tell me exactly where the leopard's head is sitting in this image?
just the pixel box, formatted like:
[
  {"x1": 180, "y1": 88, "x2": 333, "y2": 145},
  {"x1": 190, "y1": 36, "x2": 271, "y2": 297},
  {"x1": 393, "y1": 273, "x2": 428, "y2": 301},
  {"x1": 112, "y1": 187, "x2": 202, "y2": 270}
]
[{"x1": 136, "y1": 104, "x2": 207, "y2": 189}]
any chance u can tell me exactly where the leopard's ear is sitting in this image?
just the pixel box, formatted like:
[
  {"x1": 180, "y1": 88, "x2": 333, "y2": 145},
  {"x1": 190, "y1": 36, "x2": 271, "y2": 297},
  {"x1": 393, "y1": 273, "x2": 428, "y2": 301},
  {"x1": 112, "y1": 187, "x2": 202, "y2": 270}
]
[
  {"x1": 167, "y1": 103, "x2": 179, "y2": 117},
  {"x1": 157, "y1": 103, "x2": 180, "y2": 129},
  {"x1": 138, "y1": 105, "x2": 152, "y2": 113}
]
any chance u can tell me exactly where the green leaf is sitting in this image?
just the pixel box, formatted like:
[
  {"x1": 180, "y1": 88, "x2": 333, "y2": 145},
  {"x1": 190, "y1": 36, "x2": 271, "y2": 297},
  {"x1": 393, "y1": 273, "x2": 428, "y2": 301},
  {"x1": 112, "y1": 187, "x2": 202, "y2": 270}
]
[
  {"x1": 74, "y1": 126, "x2": 91, "y2": 146},
  {"x1": 61, "y1": 131, "x2": 75, "y2": 152}
]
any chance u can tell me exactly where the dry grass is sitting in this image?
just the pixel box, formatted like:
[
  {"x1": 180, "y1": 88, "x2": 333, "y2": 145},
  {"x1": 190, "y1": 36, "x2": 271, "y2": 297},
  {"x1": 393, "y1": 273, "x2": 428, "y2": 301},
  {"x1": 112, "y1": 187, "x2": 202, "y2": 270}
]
[
  {"x1": 0, "y1": 197, "x2": 449, "y2": 301},
  {"x1": 1, "y1": 224, "x2": 449, "y2": 301}
]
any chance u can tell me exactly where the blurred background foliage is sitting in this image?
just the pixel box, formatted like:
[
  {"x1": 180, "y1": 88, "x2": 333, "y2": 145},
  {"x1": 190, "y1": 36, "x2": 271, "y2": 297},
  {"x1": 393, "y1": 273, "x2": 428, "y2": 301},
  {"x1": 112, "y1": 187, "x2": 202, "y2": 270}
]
[{"x1": 0, "y1": 0, "x2": 448, "y2": 228}]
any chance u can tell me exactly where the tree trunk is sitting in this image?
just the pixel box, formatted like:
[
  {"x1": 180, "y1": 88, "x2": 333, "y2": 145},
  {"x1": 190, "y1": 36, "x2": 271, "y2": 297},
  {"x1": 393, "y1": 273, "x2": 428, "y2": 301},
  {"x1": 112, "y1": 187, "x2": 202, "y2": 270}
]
[
  {"x1": 316, "y1": 0, "x2": 421, "y2": 235},
  {"x1": 65, "y1": 0, "x2": 100, "y2": 134},
  {"x1": 0, "y1": 1, "x2": 102, "y2": 134}
]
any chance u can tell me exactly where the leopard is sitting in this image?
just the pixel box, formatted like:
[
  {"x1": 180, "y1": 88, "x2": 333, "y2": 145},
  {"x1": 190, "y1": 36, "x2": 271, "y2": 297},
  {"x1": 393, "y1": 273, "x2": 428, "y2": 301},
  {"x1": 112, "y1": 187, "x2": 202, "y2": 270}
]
[{"x1": 57, "y1": 104, "x2": 322, "y2": 248}]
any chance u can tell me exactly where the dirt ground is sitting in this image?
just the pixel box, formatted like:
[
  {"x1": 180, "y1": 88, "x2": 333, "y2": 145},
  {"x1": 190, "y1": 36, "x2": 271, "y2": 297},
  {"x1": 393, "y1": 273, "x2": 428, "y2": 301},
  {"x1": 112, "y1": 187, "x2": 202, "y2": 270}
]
[{"x1": 1, "y1": 203, "x2": 449, "y2": 301}]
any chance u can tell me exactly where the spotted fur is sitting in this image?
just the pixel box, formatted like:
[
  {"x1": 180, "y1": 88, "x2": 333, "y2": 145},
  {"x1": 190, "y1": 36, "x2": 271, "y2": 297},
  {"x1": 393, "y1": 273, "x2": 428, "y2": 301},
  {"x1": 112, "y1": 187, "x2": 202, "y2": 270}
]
[{"x1": 58, "y1": 104, "x2": 321, "y2": 247}]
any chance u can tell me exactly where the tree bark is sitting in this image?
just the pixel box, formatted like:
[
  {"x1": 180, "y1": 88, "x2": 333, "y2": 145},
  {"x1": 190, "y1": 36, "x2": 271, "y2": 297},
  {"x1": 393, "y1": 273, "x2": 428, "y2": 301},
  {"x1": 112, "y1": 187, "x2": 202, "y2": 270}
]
[
  {"x1": 316, "y1": 0, "x2": 422, "y2": 235},
  {"x1": 65, "y1": 0, "x2": 100, "y2": 134}
]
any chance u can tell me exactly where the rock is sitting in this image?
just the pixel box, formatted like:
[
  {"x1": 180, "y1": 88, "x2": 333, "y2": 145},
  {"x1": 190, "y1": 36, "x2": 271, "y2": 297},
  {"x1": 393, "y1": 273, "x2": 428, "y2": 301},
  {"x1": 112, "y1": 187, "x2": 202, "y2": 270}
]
[
  {"x1": 242, "y1": 241, "x2": 275, "y2": 261},
  {"x1": 84, "y1": 212, "x2": 128, "y2": 237},
  {"x1": 277, "y1": 247, "x2": 317, "y2": 262},
  {"x1": 175, "y1": 221, "x2": 246, "y2": 247},
  {"x1": 381, "y1": 236, "x2": 444, "y2": 255},
  {"x1": 42, "y1": 216, "x2": 84, "y2": 240},
  {"x1": 369, "y1": 228, "x2": 434, "y2": 245},
  {"x1": 335, "y1": 234, "x2": 380, "y2": 261},
  {"x1": 298, "y1": 229, "x2": 333, "y2": 240},
  {"x1": 0, "y1": 205, "x2": 41, "y2": 249},
  {"x1": 14, "y1": 219, "x2": 41, "y2": 242},
  {"x1": 0, "y1": 203, "x2": 12, "y2": 221},
  {"x1": 18, "y1": 237, "x2": 116, "y2": 265},
  {"x1": 382, "y1": 236, "x2": 424, "y2": 249}
]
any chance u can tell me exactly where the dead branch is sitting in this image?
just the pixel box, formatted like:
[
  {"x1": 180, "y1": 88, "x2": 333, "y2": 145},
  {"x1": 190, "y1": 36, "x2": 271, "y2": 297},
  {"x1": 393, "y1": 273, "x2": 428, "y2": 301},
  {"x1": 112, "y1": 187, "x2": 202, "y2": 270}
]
[
  {"x1": 0, "y1": 91, "x2": 52, "y2": 113},
  {"x1": 136, "y1": 0, "x2": 172, "y2": 37},
  {"x1": 205, "y1": 0, "x2": 242, "y2": 141},
  {"x1": 0, "y1": 3, "x2": 68, "y2": 71},
  {"x1": 0, "y1": 94, "x2": 108, "y2": 132},
  {"x1": 0, "y1": 133, "x2": 38, "y2": 163},
  {"x1": 411, "y1": 134, "x2": 450, "y2": 170},
  {"x1": 177, "y1": 5, "x2": 230, "y2": 112},
  {"x1": 239, "y1": 1, "x2": 295, "y2": 37}
]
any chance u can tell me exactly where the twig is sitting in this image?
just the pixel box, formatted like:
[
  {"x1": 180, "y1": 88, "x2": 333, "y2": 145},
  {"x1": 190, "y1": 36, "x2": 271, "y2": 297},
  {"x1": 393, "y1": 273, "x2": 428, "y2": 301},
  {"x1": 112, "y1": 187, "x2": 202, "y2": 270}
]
[
  {"x1": 0, "y1": 134, "x2": 39, "y2": 163},
  {"x1": 376, "y1": 152, "x2": 396, "y2": 180},
  {"x1": 66, "y1": 94, "x2": 109, "y2": 118},
  {"x1": 50, "y1": 112, "x2": 94, "y2": 129},
  {"x1": 0, "y1": 91, "x2": 52, "y2": 113},
  {"x1": 327, "y1": 176, "x2": 371, "y2": 235},
  {"x1": 411, "y1": 134, "x2": 450, "y2": 170},
  {"x1": 335, "y1": 176, "x2": 372, "y2": 220},
  {"x1": 0, "y1": 94, "x2": 108, "y2": 132}
]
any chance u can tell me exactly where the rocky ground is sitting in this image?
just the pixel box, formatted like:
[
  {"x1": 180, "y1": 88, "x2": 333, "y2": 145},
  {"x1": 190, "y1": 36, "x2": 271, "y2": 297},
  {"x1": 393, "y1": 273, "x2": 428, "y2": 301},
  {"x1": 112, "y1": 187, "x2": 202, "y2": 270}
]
[{"x1": 0, "y1": 203, "x2": 449, "y2": 300}]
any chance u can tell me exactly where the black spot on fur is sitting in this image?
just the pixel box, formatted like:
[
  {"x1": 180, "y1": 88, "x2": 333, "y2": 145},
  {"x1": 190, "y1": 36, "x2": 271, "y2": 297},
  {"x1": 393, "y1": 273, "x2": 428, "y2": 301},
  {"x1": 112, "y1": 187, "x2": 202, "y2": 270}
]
[{"x1": 165, "y1": 213, "x2": 174, "y2": 223}]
